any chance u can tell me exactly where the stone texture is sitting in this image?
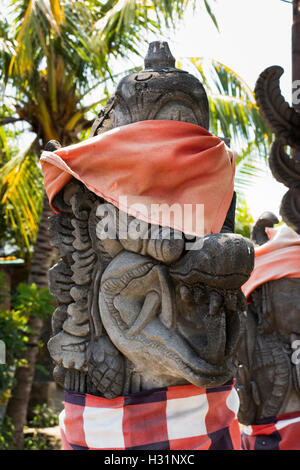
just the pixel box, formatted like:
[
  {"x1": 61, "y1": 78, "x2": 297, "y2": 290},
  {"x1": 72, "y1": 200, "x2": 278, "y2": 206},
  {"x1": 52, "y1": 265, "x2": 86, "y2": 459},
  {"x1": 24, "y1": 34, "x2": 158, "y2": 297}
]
[
  {"x1": 237, "y1": 213, "x2": 300, "y2": 424},
  {"x1": 47, "y1": 42, "x2": 254, "y2": 397}
]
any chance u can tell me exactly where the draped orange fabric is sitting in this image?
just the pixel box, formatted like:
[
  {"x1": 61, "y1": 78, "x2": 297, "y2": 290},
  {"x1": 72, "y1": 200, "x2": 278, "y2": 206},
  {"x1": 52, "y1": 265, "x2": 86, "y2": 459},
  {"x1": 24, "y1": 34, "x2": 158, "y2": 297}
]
[
  {"x1": 242, "y1": 225, "x2": 300, "y2": 299},
  {"x1": 40, "y1": 120, "x2": 236, "y2": 237}
]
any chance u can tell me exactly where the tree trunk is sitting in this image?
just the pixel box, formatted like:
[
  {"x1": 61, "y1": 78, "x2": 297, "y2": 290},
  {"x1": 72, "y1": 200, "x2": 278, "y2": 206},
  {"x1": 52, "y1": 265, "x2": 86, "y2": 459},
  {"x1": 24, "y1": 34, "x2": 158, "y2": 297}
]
[{"x1": 6, "y1": 193, "x2": 55, "y2": 449}]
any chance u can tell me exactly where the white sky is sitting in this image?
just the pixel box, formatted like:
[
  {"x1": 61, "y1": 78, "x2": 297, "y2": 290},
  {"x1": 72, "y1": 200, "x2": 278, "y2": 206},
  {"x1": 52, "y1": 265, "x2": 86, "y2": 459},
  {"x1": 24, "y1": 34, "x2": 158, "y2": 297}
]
[{"x1": 164, "y1": 0, "x2": 293, "y2": 221}]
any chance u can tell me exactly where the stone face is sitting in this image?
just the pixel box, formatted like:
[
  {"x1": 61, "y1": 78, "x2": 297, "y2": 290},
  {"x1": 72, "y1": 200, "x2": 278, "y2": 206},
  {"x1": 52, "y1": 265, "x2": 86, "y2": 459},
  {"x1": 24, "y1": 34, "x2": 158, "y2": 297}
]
[
  {"x1": 90, "y1": 40, "x2": 209, "y2": 137},
  {"x1": 236, "y1": 214, "x2": 300, "y2": 424},
  {"x1": 47, "y1": 42, "x2": 254, "y2": 397}
]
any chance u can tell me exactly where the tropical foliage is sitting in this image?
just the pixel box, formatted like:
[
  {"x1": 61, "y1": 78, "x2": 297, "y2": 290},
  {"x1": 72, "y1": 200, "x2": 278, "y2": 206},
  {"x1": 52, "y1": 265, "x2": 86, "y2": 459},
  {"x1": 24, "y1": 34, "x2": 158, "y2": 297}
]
[
  {"x1": 0, "y1": 0, "x2": 217, "y2": 260},
  {"x1": 0, "y1": 271, "x2": 54, "y2": 449},
  {"x1": 1, "y1": 54, "x2": 271, "y2": 257},
  {"x1": 0, "y1": 0, "x2": 276, "y2": 451},
  {"x1": 0, "y1": 0, "x2": 270, "y2": 258}
]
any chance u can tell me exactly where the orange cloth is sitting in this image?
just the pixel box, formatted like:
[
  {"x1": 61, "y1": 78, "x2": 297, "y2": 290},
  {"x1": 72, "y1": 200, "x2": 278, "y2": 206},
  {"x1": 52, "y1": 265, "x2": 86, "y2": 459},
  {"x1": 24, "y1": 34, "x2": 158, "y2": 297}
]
[
  {"x1": 40, "y1": 120, "x2": 236, "y2": 237},
  {"x1": 242, "y1": 225, "x2": 300, "y2": 299}
]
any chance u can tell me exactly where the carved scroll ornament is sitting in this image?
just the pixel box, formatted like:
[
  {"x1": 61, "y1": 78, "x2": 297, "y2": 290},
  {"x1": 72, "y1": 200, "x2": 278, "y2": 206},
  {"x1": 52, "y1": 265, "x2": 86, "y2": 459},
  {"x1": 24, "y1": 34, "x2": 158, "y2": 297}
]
[
  {"x1": 255, "y1": 66, "x2": 300, "y2": 232},
  {"x1": 237, "y1": 214, "x2": 300, "y2": 425}
]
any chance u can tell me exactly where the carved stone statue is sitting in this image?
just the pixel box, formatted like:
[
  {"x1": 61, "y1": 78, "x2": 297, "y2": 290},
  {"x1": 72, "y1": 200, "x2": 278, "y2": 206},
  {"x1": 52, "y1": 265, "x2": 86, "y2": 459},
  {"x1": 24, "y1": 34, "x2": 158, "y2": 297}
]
[
  {"x1": 237, "y1": 213, "x2": 300, "y2": 450},
  {"x1": 255, "y1": 66, "x2": 300, "y2": 233},
  {"x1": 42, "y1": 42, "x2": 254, "y2": 450}
]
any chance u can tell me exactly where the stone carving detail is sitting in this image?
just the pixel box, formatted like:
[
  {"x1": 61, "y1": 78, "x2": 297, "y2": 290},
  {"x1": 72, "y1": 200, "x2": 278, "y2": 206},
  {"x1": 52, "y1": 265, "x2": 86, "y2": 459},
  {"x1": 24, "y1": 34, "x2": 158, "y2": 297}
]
[
  {"x1": 254, "y1": 66, "x2": 300, "y2": 232},
  {"x1": 47, "y1": 42, "x2": 254, "y2": 398},
  {"x1": 236, "y1": 214, "x2": 300, "y2": 424},
  {"x1": 90, "y1": 41, "x2": 209, "y2": 137},
  {"x1": 235, "y1": 62, "x2": 300, "y2": 427}
]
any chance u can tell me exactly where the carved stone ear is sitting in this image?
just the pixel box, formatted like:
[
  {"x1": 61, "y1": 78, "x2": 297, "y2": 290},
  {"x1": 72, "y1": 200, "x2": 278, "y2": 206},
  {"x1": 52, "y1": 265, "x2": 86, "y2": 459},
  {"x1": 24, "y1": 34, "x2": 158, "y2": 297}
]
[{"x1": 250, "y1": 212, "x2": 279, "y2": 246}]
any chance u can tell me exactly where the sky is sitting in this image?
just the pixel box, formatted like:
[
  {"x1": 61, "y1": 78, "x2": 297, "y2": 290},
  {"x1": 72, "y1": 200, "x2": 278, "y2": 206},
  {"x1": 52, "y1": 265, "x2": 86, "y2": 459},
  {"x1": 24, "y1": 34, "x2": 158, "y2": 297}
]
[{"x1": 164, "y1": 0, "x2": 293, "y2": 221}]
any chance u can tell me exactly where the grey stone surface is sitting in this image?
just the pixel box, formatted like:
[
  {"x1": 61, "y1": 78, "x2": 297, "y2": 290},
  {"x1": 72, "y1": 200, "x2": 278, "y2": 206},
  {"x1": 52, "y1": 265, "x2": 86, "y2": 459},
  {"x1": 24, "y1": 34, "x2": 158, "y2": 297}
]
[{"x1": 47, "y1": 42, "x2": 254, "y2": 397}]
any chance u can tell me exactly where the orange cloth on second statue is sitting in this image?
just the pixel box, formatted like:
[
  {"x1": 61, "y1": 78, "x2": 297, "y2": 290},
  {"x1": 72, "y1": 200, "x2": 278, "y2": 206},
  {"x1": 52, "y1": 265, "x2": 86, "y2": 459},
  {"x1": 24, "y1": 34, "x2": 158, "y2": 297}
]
[
  {"x1": 40, "y1": 120, "x2": 236, "y2": 237},
  {"x1": 242, "y1": 225, "x2": 300, "y2": 299}
]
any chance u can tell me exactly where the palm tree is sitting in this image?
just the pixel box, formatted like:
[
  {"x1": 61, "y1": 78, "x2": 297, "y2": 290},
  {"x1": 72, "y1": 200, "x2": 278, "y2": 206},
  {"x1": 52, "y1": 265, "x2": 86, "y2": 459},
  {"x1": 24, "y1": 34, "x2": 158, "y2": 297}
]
[{"x1": 0, "y1": 0, "x2": 218, "y2": 449}]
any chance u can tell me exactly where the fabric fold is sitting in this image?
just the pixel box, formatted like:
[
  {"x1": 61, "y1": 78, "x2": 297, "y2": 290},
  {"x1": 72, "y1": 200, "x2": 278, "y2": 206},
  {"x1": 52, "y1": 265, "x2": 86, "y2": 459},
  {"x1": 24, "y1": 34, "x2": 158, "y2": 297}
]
[{"x1": 40, "y1": 120, "x2": 236, "y2": 237}]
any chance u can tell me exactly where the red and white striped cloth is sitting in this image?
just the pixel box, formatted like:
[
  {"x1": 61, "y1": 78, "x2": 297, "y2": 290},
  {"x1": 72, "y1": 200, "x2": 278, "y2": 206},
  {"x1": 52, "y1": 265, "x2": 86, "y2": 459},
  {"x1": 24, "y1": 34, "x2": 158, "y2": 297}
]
[
  {"x1": 242, "y1": 411, "x2": 300, "y2": 450},
  {"x1": 59, "y1": 382, "x2": 241, "y2": 450}
]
